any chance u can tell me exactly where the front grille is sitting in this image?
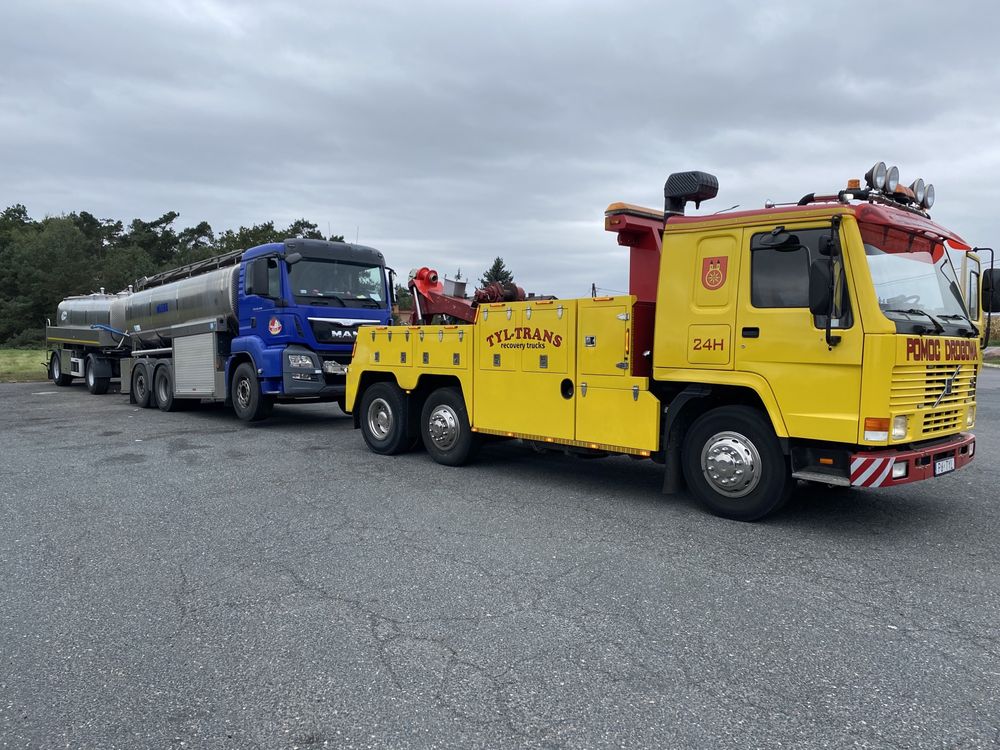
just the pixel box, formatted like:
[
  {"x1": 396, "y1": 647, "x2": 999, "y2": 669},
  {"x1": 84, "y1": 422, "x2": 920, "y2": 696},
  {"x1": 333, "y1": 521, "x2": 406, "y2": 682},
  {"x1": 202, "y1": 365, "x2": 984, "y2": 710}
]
[
  {"x1": 890, "y1": 363, "x2": 976, "y2": 438},
  {"x1": 310, "y1": 319, "x2": 361, "y2": 344}
]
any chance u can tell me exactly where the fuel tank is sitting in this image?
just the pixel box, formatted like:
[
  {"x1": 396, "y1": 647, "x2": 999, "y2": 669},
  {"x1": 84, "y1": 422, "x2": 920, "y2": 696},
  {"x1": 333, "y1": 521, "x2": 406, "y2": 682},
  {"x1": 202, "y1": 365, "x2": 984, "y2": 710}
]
[{"x1": 110, "y1": 266, "x2": 239, "y2": 346}]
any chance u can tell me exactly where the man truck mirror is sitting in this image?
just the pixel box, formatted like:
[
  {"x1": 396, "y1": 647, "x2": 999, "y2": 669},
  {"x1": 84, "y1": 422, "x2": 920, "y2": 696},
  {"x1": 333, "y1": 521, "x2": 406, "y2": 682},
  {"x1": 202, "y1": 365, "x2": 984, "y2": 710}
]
[
  {"x1": 284, "y1": 252, "x2": 302, "y2": 265},
  {"x1": 808, "y1": 259, "x2": 833, "y2": 316}
]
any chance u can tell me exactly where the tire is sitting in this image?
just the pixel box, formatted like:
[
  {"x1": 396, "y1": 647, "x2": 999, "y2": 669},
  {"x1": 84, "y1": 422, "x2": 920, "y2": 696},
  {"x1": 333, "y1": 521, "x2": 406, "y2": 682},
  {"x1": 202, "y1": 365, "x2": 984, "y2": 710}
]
[
  {"x1": 231, "y1": 362, "x2": 273, "y2": 422},
  {"x1": 420, "y1": 387, "x2": 479, "y2": 467},
  {"x1": 359, "y1": 382, "x2": 412, "y2": 455},
  {"x1": 132, "y1": 363, "x2": 153, "y2": 408},
  {"x1": 154, "y1": 367, "x2": 178, "y2": 412},
  {"x1": 85, "y1": 356, "x2": 110, "y2": 395},
  {"x1": 50, "y1": 353, "x2": 72, "y2": 387},
  {"x1": 681, "y1": 405, "x2": 793, "y2": 521}
]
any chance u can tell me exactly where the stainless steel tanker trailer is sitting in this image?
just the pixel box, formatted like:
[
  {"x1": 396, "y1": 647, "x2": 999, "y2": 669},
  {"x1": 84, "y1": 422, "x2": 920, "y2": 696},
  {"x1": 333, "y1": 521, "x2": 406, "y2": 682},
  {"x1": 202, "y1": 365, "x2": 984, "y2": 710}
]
[{"x1": 45, "y1": 238, "x2": 395, "y2": 420}]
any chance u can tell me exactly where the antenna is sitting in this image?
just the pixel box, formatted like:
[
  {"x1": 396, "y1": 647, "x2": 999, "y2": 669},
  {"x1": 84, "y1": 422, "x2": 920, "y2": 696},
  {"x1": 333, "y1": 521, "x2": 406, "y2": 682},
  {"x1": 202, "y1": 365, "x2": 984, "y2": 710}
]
[{"x1": 355, "y1": 226, "x2": 359, "y2": 244}]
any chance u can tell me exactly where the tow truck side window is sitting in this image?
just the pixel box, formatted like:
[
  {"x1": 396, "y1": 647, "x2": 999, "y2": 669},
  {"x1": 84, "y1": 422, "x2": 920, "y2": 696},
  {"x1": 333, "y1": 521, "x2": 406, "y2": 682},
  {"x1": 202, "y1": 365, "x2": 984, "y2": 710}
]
[{"x1": 750, "y1": 228, "x2": 852, "y2": 327}]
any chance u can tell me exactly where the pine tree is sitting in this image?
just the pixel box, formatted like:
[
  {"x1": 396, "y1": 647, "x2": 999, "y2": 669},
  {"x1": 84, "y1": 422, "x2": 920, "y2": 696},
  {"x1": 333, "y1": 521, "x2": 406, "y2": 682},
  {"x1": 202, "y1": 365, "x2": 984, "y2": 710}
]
[{"x1": 479, "y1": 257, "x2": 513, "y2": 287}]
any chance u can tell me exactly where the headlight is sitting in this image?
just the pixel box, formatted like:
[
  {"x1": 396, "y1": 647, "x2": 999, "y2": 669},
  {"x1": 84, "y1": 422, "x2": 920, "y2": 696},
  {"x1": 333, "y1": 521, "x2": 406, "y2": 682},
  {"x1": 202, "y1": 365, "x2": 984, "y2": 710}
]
[
  {"x1": 866, "y1": 161, "x2": 887, "y2": 190},
  {"x1": 886, "y1": 165, "x2": 900, "y2": 192},
  {"x1": 923, "y1": 183, "x2": 935, "y2": 209},
  {"x1": 967, "y1": 406, "x2": 975, "y2": 427},
  {"x1": 909, "y1": 179, "x2": 925, "y2": 205},
  {"x1": 287, "y1": 353, "x2": 314, "y2": 368},
  {"x1": 891, "y1": 415, "x2": 908, "y2": 440}
]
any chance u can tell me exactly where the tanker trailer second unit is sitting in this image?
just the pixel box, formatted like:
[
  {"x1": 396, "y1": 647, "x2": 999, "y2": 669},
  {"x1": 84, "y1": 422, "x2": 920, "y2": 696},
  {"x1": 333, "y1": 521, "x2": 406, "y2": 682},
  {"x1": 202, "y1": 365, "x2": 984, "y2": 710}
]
[{"x1": 45, "y1": 238, "x2": 395, "y2": 421}]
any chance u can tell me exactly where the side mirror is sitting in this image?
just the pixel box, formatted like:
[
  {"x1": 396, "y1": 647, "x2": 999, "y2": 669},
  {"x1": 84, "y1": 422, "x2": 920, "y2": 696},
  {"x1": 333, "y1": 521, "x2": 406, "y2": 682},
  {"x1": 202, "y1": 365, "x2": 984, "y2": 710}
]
[
  {"x1": 809, "y1": 259, "x2": 833, "y2": 315},
  {"x1": 245, "y1": 258, "x2": 270, "y2": 297},
  {"x1": 985, "y1": 268, "x2": 1000, "y2": 313},
  {"x1": 285, "y1": 252, "x2": 302, "y2": 266}
]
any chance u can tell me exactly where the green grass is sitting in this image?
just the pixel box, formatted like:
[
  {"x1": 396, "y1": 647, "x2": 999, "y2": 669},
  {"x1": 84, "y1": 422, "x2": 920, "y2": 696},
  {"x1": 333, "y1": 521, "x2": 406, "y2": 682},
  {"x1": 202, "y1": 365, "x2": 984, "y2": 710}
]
[{"x1": 0, "y1": 349, "x2": 49, "y2": 382}]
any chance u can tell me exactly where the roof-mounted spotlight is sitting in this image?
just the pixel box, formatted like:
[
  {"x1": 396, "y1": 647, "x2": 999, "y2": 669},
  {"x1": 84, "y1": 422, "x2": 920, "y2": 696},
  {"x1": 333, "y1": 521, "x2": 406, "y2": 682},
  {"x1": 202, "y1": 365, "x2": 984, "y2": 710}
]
[
  {"x1": 865, "y1": 161, "x2": 887, "y2": 190},
  {"x1": 886, "y1": 165, "x2": 900, "y2": 192},
  {"x1": 922, "y1": 184, "x2": 935, "y2": 210},
  {"x1": 909, "y1": 179, "x2": 926, "y2": 205}
]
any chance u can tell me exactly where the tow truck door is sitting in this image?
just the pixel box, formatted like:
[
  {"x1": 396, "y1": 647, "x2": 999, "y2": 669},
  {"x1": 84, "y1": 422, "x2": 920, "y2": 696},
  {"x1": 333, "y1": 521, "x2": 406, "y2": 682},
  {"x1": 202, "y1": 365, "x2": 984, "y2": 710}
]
[{"x1": 734, "y1": 222, "x2": 863, "y2": 443}]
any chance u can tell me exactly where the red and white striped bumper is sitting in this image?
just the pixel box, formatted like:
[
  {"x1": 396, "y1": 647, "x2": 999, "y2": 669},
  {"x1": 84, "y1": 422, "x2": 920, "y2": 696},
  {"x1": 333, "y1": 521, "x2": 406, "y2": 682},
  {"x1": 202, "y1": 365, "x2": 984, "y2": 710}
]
[{"x1": 850, "y1": 432, "x2": 975, "y2": 487}]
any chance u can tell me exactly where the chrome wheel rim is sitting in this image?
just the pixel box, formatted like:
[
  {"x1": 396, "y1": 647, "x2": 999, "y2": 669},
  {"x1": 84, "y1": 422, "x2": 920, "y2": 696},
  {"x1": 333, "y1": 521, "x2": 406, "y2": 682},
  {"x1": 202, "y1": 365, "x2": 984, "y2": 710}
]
[
  {"x1": 86, "y1": 364, "x2": 94, "y2": 387},
  {"x1": 135, "y1": 372, "x2": 146, "y2": 399},
  {"x1": 52, "y1": 356, "x2": 61, "y2": 379},
  {"x1": 236, "y1": 377, "x2": 252, "y2": 410},
  {"x1": 157, "y1": 375, "x2": 169, "y2": 403},
  {"x1": 367, "y1": 397, "x2": 393, "y2": 440},
  {"x1": 427, "y1": 404, "x2": 460, "y2": 451},
  {"x1": 700, "y1": 430, "x2": 761, "y2": 498}
]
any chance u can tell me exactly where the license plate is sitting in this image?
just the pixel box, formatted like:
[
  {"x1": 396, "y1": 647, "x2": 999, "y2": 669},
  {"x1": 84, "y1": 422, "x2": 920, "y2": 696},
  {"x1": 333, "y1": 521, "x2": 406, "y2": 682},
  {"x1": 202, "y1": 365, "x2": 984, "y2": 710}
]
[{"x1": 934, "y1": 457, "x2": 955, "y2": 476}]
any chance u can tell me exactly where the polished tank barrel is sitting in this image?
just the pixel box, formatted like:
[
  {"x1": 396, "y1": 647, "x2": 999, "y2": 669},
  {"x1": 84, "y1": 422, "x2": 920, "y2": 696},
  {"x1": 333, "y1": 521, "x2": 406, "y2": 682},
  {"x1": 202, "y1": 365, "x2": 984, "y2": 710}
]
[
  {"x1": 110, "y1": 266, "x2": 239, "y2": 346},
  {"x1": 55, "y1": 293, "x2": 124, "y2": 328}
]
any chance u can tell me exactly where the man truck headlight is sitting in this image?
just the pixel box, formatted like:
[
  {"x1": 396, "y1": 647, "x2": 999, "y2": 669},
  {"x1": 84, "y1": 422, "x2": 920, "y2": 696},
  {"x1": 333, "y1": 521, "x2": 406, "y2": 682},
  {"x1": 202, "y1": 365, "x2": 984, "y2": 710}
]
[
  {"x1": 287, "y1": 353, "x2": 315, "y2": 368},
  {"x1": 891, "y1": 415, "x2": 908, "y2": 440}
]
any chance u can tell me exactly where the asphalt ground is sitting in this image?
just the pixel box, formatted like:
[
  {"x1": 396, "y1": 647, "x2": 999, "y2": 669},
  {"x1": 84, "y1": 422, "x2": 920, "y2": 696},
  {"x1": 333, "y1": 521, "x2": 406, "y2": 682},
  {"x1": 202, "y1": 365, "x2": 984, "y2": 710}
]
[{"x1": 1, "y1": 371, "x2": 999, "y2": 749}]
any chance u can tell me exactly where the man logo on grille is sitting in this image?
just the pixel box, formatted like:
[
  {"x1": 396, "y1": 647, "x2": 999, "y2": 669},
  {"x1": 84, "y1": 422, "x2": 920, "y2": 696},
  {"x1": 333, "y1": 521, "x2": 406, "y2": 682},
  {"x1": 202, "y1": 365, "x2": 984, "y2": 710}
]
[{"x1": 701, "y1": 256, "x2": 728, "y2": 290}]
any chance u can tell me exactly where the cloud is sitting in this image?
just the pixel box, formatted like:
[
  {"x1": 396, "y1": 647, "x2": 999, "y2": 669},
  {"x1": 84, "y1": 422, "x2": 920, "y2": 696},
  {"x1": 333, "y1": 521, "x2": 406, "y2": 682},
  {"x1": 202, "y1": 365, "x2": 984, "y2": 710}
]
[{"x1": 2, "y1": 0, "x2": 999, "y2": 296}]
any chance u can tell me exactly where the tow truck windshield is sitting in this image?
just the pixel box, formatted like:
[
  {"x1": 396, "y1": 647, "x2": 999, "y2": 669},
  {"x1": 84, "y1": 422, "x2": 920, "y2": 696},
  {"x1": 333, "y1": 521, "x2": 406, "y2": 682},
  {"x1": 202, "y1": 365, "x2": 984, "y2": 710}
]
[
  {"x1": 861, "y1": 224, "x2": 975, "y2": 336},
  {"x1": 288, "y1": 260, "x2": 386, "y2": 309}
]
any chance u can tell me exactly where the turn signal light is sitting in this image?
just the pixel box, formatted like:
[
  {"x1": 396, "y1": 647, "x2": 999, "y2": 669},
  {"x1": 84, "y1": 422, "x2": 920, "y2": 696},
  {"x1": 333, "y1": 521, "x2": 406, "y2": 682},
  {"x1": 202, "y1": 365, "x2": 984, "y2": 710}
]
[{"x1": 864, "y1": 417, "x2": 890, "y2": 442}]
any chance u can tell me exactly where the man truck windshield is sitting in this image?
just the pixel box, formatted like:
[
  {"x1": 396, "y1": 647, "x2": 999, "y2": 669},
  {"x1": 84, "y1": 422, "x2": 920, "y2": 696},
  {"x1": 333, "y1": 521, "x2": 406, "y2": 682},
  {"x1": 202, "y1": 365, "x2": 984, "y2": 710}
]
[{"x1": 288, "y1": 260, "x2": 386, "y2": 308}]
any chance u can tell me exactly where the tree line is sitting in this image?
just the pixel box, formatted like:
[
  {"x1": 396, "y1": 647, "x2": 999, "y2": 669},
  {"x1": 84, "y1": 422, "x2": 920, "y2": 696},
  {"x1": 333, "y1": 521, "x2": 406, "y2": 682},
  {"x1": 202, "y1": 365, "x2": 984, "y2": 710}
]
[{"x1": 0, "y1": 205, "x2": 344, "y2": 347}]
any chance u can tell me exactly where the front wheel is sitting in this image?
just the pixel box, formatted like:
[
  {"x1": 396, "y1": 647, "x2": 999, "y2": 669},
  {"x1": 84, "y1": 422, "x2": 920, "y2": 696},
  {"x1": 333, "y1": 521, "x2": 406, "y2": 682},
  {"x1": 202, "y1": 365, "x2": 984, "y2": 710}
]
[
  {"x1": 231, "y1": 362, "x2": 273, "y2": 422},
  {"x1": 50, "y1": 353, "x2": 72, "y2": 386},
  {"x1": 420, "y1": 387, "x2": 479, "y2": 467},
  {"x1": 681, "y1": 405, "x2": 793, "y2": 521}
]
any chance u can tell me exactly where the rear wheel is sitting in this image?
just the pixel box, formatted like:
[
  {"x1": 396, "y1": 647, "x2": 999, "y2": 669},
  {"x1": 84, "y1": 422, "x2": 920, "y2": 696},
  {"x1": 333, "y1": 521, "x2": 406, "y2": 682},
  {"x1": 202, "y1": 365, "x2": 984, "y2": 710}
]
[
  {"x1": 420, "y1": 387, "x2": 479, "y2": 467},
  {"x1": 50, "y1": 353, "x2": 71, "y2": 386},
  {"x1": 132, "y1": 364, "x2": 152, "y2": 408},
  {"x1": 359, "y1": 382, "x2": 411, "y2": 454},
  {"x1": 154, "y1": 367, "x2": 178, "y2": 412},
  {"x1": 85, "y1": 356, "x2": 110, "y2": 395},
  {"x1": 681, "y1": 405, "x2": 793, "y2": 521},
  {"x1": 232, "y1": 362, "x2": 273, "y2": 422}
]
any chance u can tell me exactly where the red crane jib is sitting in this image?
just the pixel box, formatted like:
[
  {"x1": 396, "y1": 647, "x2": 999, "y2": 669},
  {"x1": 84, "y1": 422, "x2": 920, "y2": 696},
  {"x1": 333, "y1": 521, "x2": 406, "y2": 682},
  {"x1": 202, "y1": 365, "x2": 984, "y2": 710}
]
[{"x1": 408, "y1": 267, "x2": 525, "y2": 324}]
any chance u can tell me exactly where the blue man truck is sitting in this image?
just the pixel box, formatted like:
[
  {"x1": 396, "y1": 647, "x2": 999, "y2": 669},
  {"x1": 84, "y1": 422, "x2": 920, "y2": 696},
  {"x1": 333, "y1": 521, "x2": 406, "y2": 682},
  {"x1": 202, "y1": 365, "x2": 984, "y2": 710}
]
[{"x1": 45, "y1": 238, "x2": 394, "y2": 420}]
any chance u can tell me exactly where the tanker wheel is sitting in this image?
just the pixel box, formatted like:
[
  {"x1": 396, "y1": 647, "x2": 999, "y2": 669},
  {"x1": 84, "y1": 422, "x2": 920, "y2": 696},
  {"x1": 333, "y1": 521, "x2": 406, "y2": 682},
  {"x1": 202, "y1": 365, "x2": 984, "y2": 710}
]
[
  {"x1": 85, "y1": 356, "x2": 110, "y2": 395},
  {"x1": 132, "y1": 364, "x2": 152, "y2": 408},
  {"x1": 154, "y1": 367, "x2": 178, "y2": 412},
  {"x1": 50, "y1": 353, "x2": 72, "y2": 387},
  {"x1": 232, "y1": 362, "x2": 273, "y2": 422},
  {"x1": 680, "y1": 405, "x2": 793, "y2": 522},
  {"x1": 420, "y1": 387, "x2": 479, "y2": 467},
  {"x1": 359, "y1": 382, "x2": 412, "y2": 455}
]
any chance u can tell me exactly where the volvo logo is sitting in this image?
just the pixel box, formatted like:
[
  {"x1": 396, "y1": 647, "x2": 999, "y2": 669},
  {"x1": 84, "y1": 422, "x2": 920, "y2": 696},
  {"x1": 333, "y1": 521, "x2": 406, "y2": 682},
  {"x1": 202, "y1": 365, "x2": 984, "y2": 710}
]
[{"x1": 932, "y1": 365, "x2": 962, "y2": 409}]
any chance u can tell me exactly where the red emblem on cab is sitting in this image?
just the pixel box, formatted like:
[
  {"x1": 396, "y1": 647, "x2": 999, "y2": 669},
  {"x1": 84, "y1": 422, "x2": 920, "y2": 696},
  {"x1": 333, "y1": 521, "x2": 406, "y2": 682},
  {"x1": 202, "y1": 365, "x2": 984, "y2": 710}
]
[
  {"x1": 268, "y1": 317, "x2": 282, "y2": 335},
  {"x1": 701, "y1": 256, "x2": 728, "y2": 290}
]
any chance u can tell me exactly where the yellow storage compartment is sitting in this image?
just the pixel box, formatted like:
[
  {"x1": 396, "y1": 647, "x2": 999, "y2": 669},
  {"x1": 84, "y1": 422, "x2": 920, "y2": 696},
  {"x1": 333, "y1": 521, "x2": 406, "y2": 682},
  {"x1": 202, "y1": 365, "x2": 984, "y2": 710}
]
[
  {"x1": 575, "y1": 382, "x2": 660, "y2": 452},
  {"x1": 477, "y1": 304, "x2": 518, "y2": 371},
  {"x1": 416, "y1": 325, "x2": 470, "y2": 370},
  {"x1": 578, "y1": 298, "x2": 630, "y2": 377},
  {"x1": 364, "y1": 326, "x2": 414, "y2": 368}
]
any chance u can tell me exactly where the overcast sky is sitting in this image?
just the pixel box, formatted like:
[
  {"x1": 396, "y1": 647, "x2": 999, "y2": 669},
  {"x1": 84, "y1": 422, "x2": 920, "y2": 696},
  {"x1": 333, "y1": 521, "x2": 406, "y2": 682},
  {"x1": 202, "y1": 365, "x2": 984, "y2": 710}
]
[{"x1": 3, "y1": 1, "x2": 999, "y2": 296}]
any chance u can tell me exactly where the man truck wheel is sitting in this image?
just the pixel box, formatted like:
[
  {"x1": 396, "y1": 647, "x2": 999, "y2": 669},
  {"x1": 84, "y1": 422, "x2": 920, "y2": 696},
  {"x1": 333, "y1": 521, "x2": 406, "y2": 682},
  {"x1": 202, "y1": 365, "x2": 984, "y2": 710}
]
[
  {"x1": 232, "y1": 362, "x2": 273, "y2": 422},
  {"x1": 155, "y1": 367, "x2": 178, "y2": 412},
  {"x1": 85, "y1": 356, "x2": 110, "y2": 395},
  {"x1": 132, "y1": 364, "x2": 153, "y2": 408},
  {"x1": 681, "y1": 405, "x2": 793, "y2": 522},
  {"x1": 359, "y1": 382, "x2": 412, "y2": 455},
  {"x1": 420, "y1": 387, "x2": 479, "y2": 467},
  {"x1": 50, "y1": 353, "x2": 72, "y2": 387}
]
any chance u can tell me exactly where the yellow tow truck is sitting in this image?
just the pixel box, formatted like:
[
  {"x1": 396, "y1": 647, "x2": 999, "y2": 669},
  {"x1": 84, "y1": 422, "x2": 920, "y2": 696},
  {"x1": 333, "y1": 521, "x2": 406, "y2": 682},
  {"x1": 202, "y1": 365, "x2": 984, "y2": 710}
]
[{"x1": 346, "y1": 165, "x2": 998, "y2": 520}]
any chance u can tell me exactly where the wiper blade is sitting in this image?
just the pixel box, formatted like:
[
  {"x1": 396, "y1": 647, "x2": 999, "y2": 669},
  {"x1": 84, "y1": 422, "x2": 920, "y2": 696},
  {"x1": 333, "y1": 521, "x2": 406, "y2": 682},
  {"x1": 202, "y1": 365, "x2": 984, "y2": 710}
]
[{"x1": 882, "y1": 308, "x2": 946, "y2": 333}]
